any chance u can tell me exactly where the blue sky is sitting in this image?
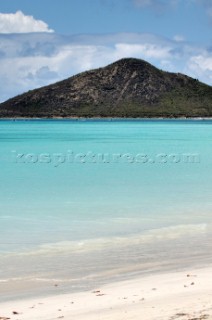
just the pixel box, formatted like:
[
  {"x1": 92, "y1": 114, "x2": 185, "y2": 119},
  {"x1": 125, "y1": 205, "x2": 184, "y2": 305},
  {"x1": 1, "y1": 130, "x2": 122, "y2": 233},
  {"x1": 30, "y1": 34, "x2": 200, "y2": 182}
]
[{"x1": 0, "y1": 0, "x2": 211, "y2": 101}]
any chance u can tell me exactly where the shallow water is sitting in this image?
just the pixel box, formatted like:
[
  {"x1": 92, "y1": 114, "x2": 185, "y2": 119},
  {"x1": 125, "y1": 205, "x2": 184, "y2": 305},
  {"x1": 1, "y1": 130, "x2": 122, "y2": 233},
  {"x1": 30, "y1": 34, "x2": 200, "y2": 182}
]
[{"x1": 0, "y1": 119, "x2": 212, "y2": 300}]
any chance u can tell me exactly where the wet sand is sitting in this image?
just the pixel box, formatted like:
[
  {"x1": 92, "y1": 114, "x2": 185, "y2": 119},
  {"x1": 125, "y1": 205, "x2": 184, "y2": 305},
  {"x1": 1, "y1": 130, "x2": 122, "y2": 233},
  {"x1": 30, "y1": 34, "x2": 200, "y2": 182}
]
[{"x1": 1, "y1": 266, "x2": 212, "y2": 320}]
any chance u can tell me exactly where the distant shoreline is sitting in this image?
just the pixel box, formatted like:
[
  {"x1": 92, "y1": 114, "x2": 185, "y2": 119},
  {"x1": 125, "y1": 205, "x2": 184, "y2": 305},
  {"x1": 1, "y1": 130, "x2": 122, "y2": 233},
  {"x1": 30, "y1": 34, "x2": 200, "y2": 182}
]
[{"x1": 1, "y1": 116, "x2": 212, "y2": 121}]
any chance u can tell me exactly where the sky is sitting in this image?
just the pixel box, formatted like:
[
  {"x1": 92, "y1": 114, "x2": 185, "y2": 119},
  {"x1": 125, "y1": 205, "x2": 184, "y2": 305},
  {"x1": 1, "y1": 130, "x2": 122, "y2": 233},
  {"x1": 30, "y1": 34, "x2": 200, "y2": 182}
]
[{"x1": 0, "y1": 0, "x2": 211, "y2": 101}]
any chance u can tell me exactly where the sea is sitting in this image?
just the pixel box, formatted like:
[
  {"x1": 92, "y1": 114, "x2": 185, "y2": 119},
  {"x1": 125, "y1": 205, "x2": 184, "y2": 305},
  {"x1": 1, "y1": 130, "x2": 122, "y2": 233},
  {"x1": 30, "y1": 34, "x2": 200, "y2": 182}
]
[{"x1": 0, "y1": 119, "x2": 212, "y2": 301}]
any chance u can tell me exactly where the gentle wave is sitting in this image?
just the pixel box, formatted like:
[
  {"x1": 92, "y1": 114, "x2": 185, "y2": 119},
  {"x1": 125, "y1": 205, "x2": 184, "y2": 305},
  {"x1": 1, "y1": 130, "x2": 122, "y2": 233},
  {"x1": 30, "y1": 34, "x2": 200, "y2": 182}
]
[{"x1": 4, "y1": 223, "x2": 208, "y2": 257}]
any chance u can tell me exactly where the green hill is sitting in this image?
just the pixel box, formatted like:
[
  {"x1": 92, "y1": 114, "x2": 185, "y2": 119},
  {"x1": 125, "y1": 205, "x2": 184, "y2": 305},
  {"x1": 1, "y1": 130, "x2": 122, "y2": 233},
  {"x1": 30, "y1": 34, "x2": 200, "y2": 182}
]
[{"x1": 0, "y1": 58, "x2": 212, "y2": 118}]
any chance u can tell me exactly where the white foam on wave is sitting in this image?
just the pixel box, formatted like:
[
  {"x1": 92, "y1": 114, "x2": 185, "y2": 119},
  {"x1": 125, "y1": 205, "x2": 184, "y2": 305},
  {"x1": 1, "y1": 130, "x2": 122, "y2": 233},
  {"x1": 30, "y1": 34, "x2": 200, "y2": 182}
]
[
  {"x1": 0, "y1": 276, "x2": 32, "y2": 282},
  {"x1": 6, "y1": 223, "x2": 209, "y2": 258}
]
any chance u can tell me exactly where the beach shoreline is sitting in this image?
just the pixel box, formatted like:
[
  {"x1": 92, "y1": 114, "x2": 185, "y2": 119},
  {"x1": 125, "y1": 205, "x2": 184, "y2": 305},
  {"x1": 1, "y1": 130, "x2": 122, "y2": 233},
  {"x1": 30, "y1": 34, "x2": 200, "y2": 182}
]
[{"x1": 1, "y1": 266, "x2": 212, "y2": 320}]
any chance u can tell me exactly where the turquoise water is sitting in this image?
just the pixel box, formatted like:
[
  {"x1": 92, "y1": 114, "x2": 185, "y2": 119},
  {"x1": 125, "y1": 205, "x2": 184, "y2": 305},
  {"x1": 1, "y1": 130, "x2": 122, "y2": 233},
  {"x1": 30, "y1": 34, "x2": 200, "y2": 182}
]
[{"x1": 0, "y1": 119, "x2": 212, "y2": 299}]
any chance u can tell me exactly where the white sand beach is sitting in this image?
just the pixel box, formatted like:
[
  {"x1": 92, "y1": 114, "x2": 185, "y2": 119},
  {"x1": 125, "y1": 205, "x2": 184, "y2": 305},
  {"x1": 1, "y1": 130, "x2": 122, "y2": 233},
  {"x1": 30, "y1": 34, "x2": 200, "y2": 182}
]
[{"x1": 1, "y1": 267, "x2": 212, "y2": 320}]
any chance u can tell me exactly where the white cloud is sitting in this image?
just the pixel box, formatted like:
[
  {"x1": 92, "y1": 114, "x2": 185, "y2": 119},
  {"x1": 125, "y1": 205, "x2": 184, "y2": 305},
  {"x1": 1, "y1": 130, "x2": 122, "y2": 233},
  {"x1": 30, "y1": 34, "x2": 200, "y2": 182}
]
[
  {"x1": 114, "y1": 43, "x2": 171, "y2": 59},
  {"x1": 0, "y1": 32, "x2": 211, "y2": 102},
  {"x1": 173, "y1": 35, "x2": 185, "y2": 42},
  {"x1": 190, "y1": 55, "x2": 212, "y2": 72},
  {"x1": 186, "y1": 53, "x2": 212, "y2": 83},
  {"x1": 0, "y1": 11, "x2": 54, "y2": 34}
]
